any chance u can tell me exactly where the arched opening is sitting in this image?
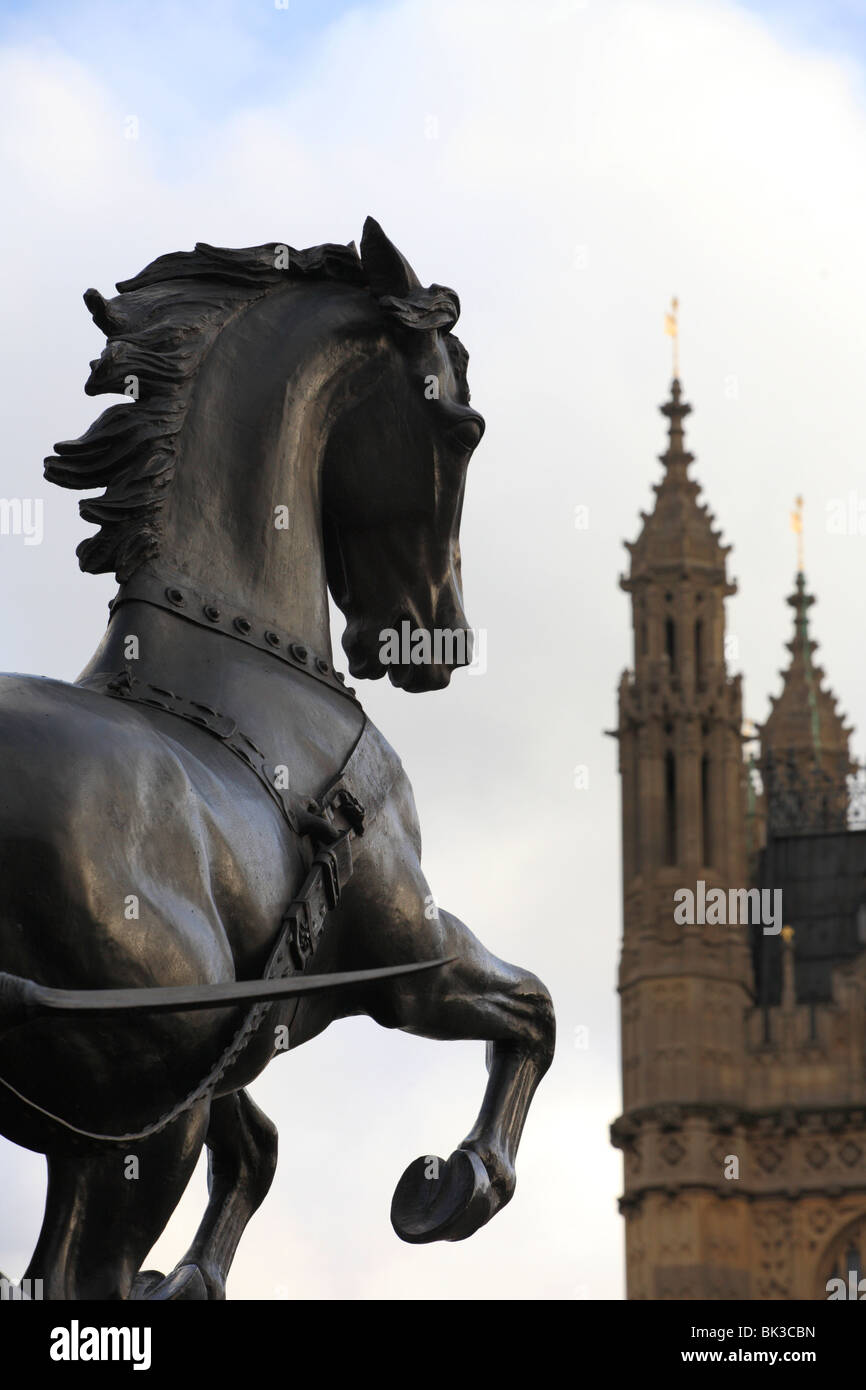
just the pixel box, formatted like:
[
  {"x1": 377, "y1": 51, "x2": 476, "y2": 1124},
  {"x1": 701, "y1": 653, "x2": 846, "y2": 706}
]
[
  {"x1": 817, "y1": 1213, "x2": 866, "y2": 1299},
  {"x1": 665, "y1": 618, "x2": 676, "y2": 672},
  {"x1": 694, "y1": 619, "x2": 703, "y2": 681},
  {"x1": 664, "y1": 750, "x2": 677, "y2": 865}
]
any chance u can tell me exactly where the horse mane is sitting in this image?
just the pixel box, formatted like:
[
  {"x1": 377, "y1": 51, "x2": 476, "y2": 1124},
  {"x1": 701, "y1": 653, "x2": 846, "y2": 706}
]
[{"x1": 45, "y1": 239, "x2": 469, "y2": 582}]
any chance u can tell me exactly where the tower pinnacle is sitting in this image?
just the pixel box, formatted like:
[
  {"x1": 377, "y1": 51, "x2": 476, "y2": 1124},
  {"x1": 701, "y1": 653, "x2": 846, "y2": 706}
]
[
  {"x1": 622, "y1": 378, "x2": 733, "y2": 586},
  {"x1": 659, "y1": 377, "x2": 693, "y2": 482},
  {"x1": 760, "y1": 566, "x2": 854, "y2": 832}
]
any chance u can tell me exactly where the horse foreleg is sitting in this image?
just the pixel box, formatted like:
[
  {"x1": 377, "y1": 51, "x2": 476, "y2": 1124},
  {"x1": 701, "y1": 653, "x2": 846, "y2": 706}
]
[
  {"x1": 27, "y1": 1107, "x2": 208, "y2": 1300},
  {"x1": 367, "y1": 909, "x2": 555, "y2": 1244},
  {"x1": 140, "y1": 1089, "x2": 278, "y2": 1300}
]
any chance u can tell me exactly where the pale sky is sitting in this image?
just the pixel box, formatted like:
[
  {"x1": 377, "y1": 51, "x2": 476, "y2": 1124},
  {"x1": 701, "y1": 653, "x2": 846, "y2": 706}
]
[{"x1": 1, "y1": 0, "x2": 866, "y2": 1299}]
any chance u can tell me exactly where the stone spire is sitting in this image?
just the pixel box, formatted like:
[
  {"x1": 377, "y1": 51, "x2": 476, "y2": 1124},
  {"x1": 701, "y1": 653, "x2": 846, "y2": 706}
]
[
  {"x1": 760, "y1": 570, "x2": 855, "y2": 832},
  {"x1": 623, "y1": 380, "x2": 736, "y2": 588}
]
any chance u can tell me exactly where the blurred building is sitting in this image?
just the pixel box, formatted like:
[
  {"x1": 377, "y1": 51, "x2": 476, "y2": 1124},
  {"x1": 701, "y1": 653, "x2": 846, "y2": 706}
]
[{"x1": 610, "y1": 378, "x2": 866, "y2": 1299}]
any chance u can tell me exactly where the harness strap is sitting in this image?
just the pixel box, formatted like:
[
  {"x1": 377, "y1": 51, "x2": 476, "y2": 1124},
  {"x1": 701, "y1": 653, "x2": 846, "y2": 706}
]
[
  {"x1": 319, "y1": 714, "x2": 400, "y2": 829},
  {"x1": 280, "y1": 716, "x2": 400, "y2": 971},
  {"x1": 110, "y1": 564, "x2": 359, "y2": 706},
  {"x1": 82, "y1": 670, "x2": 306, "y2": 834},
  {"x1": 83, "y1": 667, "x2": 375, "y2": 982},
  {"x1": 0, "y1": 681, "x2": 400, "y2": 1142}
]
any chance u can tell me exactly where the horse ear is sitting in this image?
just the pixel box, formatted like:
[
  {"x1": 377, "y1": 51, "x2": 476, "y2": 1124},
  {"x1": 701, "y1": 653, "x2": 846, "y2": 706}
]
[
  {"x1": 360, "y1": 217, "x2": 421, "y2": 298},
  {"x1": 83, "y1": 288, "x2": 121, "y2": 336}
]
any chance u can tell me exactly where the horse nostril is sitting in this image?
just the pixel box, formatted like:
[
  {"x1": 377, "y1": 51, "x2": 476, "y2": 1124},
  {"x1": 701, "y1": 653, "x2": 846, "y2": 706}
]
[{"x1": 446, "y1": 416, "x2": 485, "y2": 452}]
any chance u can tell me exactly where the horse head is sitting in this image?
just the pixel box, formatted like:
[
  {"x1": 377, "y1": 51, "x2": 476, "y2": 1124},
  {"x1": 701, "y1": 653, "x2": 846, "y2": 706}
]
[
  {"x1": 323, "y1": 218, "x2": 485, "y2": 692},
  {"x1": 45, "y1": 219, "x2": 485, "y2": 695}
]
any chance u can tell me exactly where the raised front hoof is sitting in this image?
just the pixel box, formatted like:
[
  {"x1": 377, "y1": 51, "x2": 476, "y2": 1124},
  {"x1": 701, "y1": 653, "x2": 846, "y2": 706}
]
[
  {"x1": 131, "y1": 1264, "x2": 210, "y2": 1301},
  {"x1": 390, "y1": 1149, "x2": 495, "y2": 1244}
]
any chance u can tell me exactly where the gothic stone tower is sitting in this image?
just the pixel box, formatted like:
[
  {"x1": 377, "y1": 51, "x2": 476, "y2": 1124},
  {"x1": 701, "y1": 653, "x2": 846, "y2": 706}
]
[
  {"x1": 611, "y1": 378, "x2": 753, "y2": 1299},
  {"x1": 611, "y1": 379, "x2": 866, "y2": 1301}
]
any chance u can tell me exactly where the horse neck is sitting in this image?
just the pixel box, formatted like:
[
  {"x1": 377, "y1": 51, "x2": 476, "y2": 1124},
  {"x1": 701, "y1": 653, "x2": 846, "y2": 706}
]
[{"x1": 144, "y1": 282, "x2": 380, "y2": 657}]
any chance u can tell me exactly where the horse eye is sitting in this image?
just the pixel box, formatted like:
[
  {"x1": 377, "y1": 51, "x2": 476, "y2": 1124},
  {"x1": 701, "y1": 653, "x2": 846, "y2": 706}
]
[{"x1": 446, "y1": 417, "x2": 484, "y2": 452}]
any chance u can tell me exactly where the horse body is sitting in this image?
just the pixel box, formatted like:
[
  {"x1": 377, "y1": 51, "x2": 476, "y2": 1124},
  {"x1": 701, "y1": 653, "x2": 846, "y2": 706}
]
[
  {"x1": 0, "y1": 221, "x2": 554, "y2": 1299},
  {"x1": 0, "y1": 671, "x2": 292, "y2": 1138}
]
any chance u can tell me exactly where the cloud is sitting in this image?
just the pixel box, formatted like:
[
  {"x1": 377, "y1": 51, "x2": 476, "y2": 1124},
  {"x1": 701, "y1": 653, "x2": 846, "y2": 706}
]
[{"x1": 1, "y1": 0, "x2": 865, "y2": 1299}]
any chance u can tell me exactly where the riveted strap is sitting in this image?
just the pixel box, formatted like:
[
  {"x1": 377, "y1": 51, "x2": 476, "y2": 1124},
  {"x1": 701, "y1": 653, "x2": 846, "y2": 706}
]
[
  {"x1": 80, "y1": 670, "x2": 304, "y2": 834},
  {"x1": 110, "y1": 564, "x2": 359, "y2": 705}
]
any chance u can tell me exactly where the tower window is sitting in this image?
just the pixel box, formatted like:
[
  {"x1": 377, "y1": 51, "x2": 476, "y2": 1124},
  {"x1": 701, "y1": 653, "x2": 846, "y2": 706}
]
[
  {"x1": 664, "y1": 751, "x2": 677, "y2": 865},
  {"x1": 701, "y1": 755, "x2": 711, "y2": 865},
  {"x1": 665, "y1": 618, "x2": 676, "y2": 671},
  {"x1": 695, "y1": 619, "x2": 703, "y2": 679}
]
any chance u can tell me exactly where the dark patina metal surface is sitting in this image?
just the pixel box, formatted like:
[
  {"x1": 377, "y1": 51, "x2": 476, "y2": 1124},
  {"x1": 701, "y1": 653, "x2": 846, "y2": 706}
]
[{"x1": 0, "y1": 220, "x2": 555, "y2": 1299}]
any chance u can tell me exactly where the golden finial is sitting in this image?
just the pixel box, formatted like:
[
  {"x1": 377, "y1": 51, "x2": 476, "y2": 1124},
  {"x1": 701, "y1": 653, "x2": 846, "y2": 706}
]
[
  {"x1": 789, "y1": 495, "x2": 804, "y2": 572},
  {"x1": 663, "y1": 295, "x2": 679, "y2": 379},
  {"x1": 781, "y1": 924, "x2": 795, "y2": 944}
]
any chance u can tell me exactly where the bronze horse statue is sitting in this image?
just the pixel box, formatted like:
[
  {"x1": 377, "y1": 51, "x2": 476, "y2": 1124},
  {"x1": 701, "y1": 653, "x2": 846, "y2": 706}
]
[{"x1": 0, "y1": 220, "x2": 555, "y2": 1300}]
